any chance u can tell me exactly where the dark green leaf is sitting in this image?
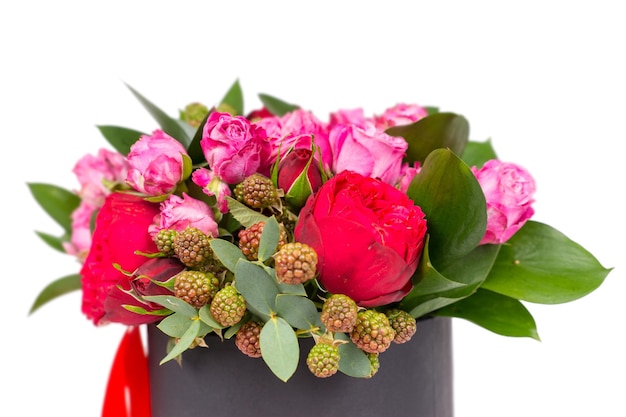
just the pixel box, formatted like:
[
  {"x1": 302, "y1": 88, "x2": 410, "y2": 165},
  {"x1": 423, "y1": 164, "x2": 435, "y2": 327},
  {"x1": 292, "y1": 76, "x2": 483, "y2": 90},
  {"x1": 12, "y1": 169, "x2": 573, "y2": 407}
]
[
  {"x1": 234, "y1": 260, "x2": 279, "y2": 319},
  {"x1": 29, "y1": 274, "x2": 81, "y2": 314},
  {"x1": 96, "y1": 125, "x2": 145, "y2": 155},
  {"x1": 258, "y1": 93, "x2": 299, "y2": 116},
  {"x1": 406, "y1": 149, "x2": 486, "y2": 268},
  {"x1": 28, "y1": 183, "x2": 80, "y2": 234},
  {"x1": 275, "y1": 294, "x2": 321, "y2": 330},
  {"x1": 258, "y1": 216, "x2": 280, "y2": 262},
  {"x1": 462, "y1": 139, "x2": 498, "y2": 169},
  {"x1": 159, "y1": 319, "x2": 201, "y2": 364},
  {"x1": 219, "y1": 79, "x2": 244, "y2": 116},
  {"x1": 260, "y1": 317, "x2": 299, "y2": 382},
  {"x1": 186, "y1": 108, "x2": 212, "y2": 165},
  {"x1": 482, "y1": 221, "x2": 612, "y2": 304},
  {"x1": 125, "y1": 83, "x2": 192, "y2": 147},
  {"x1": 35, "y1": 230, "x2": 67, "y2": 253},
  {"x1": 209, "y1": 238, "x2": 246, "y2": 273},
  {"x1": 433, "y1": 288, "x2": 540, "y2": 340},
  {"x1": 386, "y1": 112, "x2": 469, "y2": 165}
]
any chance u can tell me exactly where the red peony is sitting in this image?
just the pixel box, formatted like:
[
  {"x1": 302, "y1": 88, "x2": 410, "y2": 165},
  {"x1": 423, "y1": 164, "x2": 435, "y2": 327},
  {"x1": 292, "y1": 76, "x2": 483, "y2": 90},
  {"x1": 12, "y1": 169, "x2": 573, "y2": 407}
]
[
  {"x1": 80, "y1": 192, "x2": 161, "y2": 325},
  {"x1": 294, "y1": 170, "x2": 427, "y2": 307}
]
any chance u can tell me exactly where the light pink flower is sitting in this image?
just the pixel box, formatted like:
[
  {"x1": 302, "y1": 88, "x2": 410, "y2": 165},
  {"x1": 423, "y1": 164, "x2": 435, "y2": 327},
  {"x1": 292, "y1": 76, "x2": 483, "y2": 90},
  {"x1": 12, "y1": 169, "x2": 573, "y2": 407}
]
[
  {"x1": 201, "y1": 112, "x2": 272, "y2": 184},
  {"x1": 72, "y1": 148, "x2": 129, "y2": 207},
  {"x1": 328, "y1": 124, "x2": 408, "y2": 185},
  {"x1": 191, "y1": 167, "x2": 232, "y2": 214},
  {"x1": 397, "y1": 162, "x2": 422, "y2": 193},
  {"x1": 126, "y1": 130, "x2": 188, "y2": 196},
  {"x1": 63, "y1": 200, "x2": 97, "y2": 261},
  {"x1": 472, "y1": 159, "x2": 536, "y2": 244},
  {"x1": 328, "y1": 108, "x2": 373, "y2": 130},
  {"x1": 374, "y1": 103, "x2": 429, "y2": 130},
  {"x1": 149, "y1": 193, "x2": 219, "y2": 238}
]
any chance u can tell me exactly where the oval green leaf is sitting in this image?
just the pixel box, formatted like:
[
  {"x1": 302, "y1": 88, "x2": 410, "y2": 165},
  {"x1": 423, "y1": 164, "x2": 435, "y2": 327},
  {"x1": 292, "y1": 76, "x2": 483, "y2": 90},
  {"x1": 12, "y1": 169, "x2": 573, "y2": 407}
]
[
  {"x1": 258, "y1": 93, "x2": 299, "y2": 116},
  {"x1": 461, "y1": 139, "x2": 498, "y2": 169},
  {"x1": 159, "y1": 318, "x2": 201, "y2": 365},
  {"x1": 336, "y1": 333, "x2": 372, "y2": 378},
  {"x1": 35, "y1": 230, "x2": 67, "y2": 253},
  {"x1": 96, "y1": 125, "x2": 145, "y2": 155},
  {"x1": 258, "y1": 216, "x2": 280, "y2": 262},
  {"x1": 157, "y1": 311, "x2": 195, "y2": 338},
  {"x1": 28, "y1": 183, "x2": 80, "y2": 234},
  {"x1": 275, "y1": 294, "x2": 321, "y2": 330},
  {"x1": 219, "y1": 78, "x2": 244, "y2": 116},
  {"x1": 234, "y1": 260, "x2": 279, "y2": 318},
  {"x1": 260, "y1": 317, "x2": 299, "y2": 382},
  {"x1": 143, "y1": 295, "x2": 198, "y2": 318},
  {"x1": 482, "y1": 221, "x2": 612, "y2": 304},
  {"x1": 29, "y1": 274, "x2": 81, "y2": 314},
  {"x1": 209, "y1": 238, "x2": 245, "y2": 273},
  {"x1": 226, "y1": 196, "x2": 268, "y2": 227}
]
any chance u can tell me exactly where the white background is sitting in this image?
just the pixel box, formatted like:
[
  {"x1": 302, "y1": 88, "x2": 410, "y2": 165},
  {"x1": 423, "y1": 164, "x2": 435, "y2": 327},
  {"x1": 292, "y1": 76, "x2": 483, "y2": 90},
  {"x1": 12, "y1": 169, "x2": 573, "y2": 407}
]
[{"x1": 1, "y1": 1, "x2": 624, "y2": 416}]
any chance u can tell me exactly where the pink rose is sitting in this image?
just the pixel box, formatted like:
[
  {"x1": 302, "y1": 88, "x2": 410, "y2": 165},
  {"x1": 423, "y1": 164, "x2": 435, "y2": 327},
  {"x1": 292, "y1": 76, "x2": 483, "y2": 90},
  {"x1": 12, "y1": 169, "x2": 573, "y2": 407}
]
[
  {"x1": 327, "y1": 124, "x2": 408, "y2": 185},
  {"x1": 126, "y1": 130, "x2": 189, "y2": 196},
  {"x1": 63, "y1": 200, "x2": 97, "y2": 260},
  {"x1": 329, "y1": 108, "x2": 369, "y2": 129},
  {"x1": 191, "y1": 167, "x2": 232, "y2": 214},
  {"x1": 374, "y1": 103, "x2": 428, "y2": 130},
  {"x1": 149, "y1": 193, "x2": 219, "y2": 238},
  {"x1": 72, "y1": 148, "x2": 129, "y2": 207},
  {"x1": 397, "y1": 162, "x2": 422, "y2": 194},
  {"x1": 201, "y1": 112, "x2": 272, "y2": 184},
  {"x1": 294, "y1": 171, "x2": 427, "y2": 307},
  {"x1": 472, "y1": 159, "x2": 536, "y2": 244},
  {"x1": 80, "y1": 192, "x2": 161, "y2": 325}
]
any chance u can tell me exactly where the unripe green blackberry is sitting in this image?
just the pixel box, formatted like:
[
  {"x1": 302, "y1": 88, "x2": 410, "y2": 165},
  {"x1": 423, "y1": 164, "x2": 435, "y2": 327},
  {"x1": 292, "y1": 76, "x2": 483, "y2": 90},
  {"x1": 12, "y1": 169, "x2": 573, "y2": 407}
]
[
  {"x1": 234, "y1": 173, "x2": 279, "y2": 209},
  {"x1": 154, "y1": 229, "x2": 177, "y2": 255},
  {"x1": 238, "y1": 221, "x2": 288, "y2": 261},
  {"x1": 179, "y1": 102, "x2": 209, "y2": 128},
  {"x1": 320, "y1": 294, "x2": 358, "y2": 333},
  {"x1": 273, "y1": 242, "x2": 317, "y2": 285},
  {"x1": 235, "y1": 321, "x2": 263, "y2": 358},
  {"x1": 350, "y1": 310, "x2": 396, "y2": 354},
  {"x1": 306, "y1": 342, "x2": 340, "y2": 378},
  {"x1": 366, "y1": 352, "x2": 380, "y2": 378},
  {"x1": 210, "y1": 285, "x2": 247, "y2": 327},
  {"x1": 174, "y1": 270, "x2": 220, "y2": 309},
  {"x1": 386, "y1": 308, "x2": 417, "y2": 344},
  {"x1": 173, "y1": 227, "x2": 213, "y2": 268}
]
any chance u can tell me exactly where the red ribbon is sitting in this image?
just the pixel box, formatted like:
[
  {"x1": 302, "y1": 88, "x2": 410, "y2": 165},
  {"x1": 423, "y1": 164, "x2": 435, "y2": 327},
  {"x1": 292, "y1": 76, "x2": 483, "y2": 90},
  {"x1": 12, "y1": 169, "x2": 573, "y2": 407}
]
[{"x1": 102, "y1": 326, "x2": 151, "y2": 417}]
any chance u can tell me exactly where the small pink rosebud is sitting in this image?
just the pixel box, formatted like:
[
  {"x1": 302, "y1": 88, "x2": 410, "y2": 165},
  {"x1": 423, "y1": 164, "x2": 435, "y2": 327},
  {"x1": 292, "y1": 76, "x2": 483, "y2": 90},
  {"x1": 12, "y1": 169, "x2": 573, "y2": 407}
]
[{"x1": 277, "y1": 148, "x2": 323, "y2": 209}]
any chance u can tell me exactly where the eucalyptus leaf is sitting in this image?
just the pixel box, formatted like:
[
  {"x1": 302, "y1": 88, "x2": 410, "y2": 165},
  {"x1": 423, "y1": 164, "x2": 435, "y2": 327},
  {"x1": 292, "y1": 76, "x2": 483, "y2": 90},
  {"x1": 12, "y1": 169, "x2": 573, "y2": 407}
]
[
  {"x1": 258, "y1": 216, "x2": 280, "y2": 262},
  {"x1": 29, "y1": 274, "x2": 81, "y2": 314},
  {"x1": 209, "y1": 238, "x2": 246, "y2": 273},
  {"x1": 96, "y1": 125, "x2": 145, "y2": 155},
  {"x1": 434, "y1": 288, "x2": 540, "y2": 340},
  {"x1": 336, "y1": 333, "x2": 372, "y2": 378},
  {"x1": 386, "y1": 112, "x2": 469, "y2": 165},
  {"x1": 199, "y1": 305, "x2": 226, "y2": 329},
  {"x1": 226, "y1": 196, "x2": 268, "y2": 227},
  {"x1": 159, "y1": 319, "x2": 201, "y2": 365},
  {"x1": 125, "y1": 83, "x2": 192, "y2": 147},
  {"x1": 406, "y1": 149, "x2": 486, "y2": 268},
  {"x1": 275, "y1": 294, "x2": 321, "y2": 330},
  {"x1": 482, "y1": 221, "x2": 612, "y2": 304},
  {"x1": 461, "y1": 139, "x2": 498, "y2": 169},
  {"x1": 157, "y1": 311, "x2": 196, "y2": 338},
  {"x1": 219, "y1": 79, "x2": 244, "y2": 116},
  {"x1": 258, "y1": 93, "x2": 299, "y2": 116},
  {"x1": 234, "y1": 260, "x2": 279, "y2": 319},
  {"x1": 28, "y1": 183, "x2": 80, "y2": 234},
  {"x1": 143, "y1": 295, "x2": 198, "y2": 318},
  {"x1": 260, "y1": 317, "x2": 299, "y2": 382}
]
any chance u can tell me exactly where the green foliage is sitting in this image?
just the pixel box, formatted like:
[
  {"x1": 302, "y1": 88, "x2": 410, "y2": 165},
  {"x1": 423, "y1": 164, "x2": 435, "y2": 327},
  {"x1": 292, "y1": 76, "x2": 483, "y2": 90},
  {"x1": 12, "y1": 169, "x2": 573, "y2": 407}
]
[
  {"x1": 28, "y1": 183, "x2": 80, "y2": 234},
  {"x1": 96, "y1": 125, "x2": 145, "y2": 155},
  {"x1": 29, "y1": 274, "x2": 81, "y2": 315},
  {"x1": 258, "y1": 93, "x2": 299, "y2": 116},
  {"x1": 260, "y1": 317, "x2": 299, "y2": 382}
]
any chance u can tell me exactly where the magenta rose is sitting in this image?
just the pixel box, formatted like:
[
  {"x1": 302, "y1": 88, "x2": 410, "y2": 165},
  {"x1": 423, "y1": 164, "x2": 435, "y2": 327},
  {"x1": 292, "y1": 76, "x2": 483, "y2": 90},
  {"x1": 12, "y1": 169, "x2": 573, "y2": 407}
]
[
  {"x1": 126, "y1": 129, "x2": 189, "y2": 197},
  {"x1": 201, "y1": 112, "x2": 272, "y2": 184},
  {"x1": 374, "y1": 103, "x2": 429, "y2": 130},
  {"x1": 294, "y1": 170, "x2": 427, "y2": 307},
  {"x1": 80, "y1": 192, "x2": 161, "y2": 325},
  {"x1": 472, "y1": 159, "x2": 536, "y2": 244}
]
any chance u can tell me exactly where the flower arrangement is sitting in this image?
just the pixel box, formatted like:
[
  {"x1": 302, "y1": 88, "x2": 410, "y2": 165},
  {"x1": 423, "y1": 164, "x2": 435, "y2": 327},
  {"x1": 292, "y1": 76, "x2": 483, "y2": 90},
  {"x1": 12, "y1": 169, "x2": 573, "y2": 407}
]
[{"x1": 29, "y1": 79, "x2": 611, "y2": 385}]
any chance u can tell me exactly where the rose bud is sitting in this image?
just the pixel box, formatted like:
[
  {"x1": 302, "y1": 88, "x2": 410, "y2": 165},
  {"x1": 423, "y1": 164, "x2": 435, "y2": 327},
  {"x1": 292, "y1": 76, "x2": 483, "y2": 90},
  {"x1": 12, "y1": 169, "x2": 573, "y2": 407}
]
[
  {"x1": 277, "y1": 147, "x2": 323, "y2": 210},
  {"x1": 294, "y1": 171, "x2": 427, "y2": 308}
]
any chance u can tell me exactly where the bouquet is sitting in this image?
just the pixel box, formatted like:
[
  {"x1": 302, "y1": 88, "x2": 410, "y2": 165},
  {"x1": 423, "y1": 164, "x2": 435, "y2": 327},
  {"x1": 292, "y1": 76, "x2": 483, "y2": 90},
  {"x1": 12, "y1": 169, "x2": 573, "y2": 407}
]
[{"x1": 29, "y1": 79, "x2": 611, "y2": 387}]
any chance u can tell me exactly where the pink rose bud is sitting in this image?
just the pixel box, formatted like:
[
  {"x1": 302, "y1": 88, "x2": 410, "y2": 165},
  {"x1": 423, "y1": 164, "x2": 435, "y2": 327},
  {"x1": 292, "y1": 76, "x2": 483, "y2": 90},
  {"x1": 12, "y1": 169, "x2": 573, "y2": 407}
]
[
  {"x1": 277, "y1": 147, "x2": 323, "y2": 209},
  {"x1": 472, "y1": 159, "x2": 536, "y2": 244},
  {"x1": 149, "y1": 193, "x2": 219, "y2": 239},
  {"x1": 126, "y1": 130, "x2": 191, "y2": 197},
  {"x1": 191, "y1": 167, "x2": 232, "y2": 214}
]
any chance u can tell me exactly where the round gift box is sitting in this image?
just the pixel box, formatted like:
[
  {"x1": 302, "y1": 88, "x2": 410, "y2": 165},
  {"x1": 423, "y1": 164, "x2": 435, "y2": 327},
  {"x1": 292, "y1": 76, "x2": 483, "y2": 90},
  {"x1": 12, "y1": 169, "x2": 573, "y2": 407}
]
[{"x1": 148, "y1": 316, "x2": 453, "y2": 417}]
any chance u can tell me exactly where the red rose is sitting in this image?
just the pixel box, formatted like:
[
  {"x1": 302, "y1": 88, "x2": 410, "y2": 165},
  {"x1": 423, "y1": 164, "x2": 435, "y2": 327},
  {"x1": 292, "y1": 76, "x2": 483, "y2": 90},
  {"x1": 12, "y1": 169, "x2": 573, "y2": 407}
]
[
  {"x1": 80, "y1": 192, "x2": 161, "y2": 325},
  {"x1": 294, "y1": 171, "x2": 427, "y2": 307}
]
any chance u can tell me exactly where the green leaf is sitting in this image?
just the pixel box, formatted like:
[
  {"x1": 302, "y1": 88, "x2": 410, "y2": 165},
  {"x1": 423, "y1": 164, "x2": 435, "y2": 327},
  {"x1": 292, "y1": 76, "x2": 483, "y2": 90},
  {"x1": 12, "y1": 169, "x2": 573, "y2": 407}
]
[
  {"x1": 96, "y1": 125, "x2": 145, "y2": 155},
  {"x1": 157, "y1": 312, "x2": 196, "y2": 338},
  {"x1": 142, "y1": 295, "x2": 198, "y2": 318},
  {"x1": 29, "y1": 274, "x2": 81, "y2": 314},
  {"x1": 406, "y1": 149, "x2": 487, "y2": 268},
  {"x1": 260, "y1": 317, "x2": 299, "y2": 382},
  {"x1": 209, "y1": 238, "x2": 246, "y2": 273},
  {"x1": 34, "y1": 230, "x2": 67, "y2": 253},
  {"x1": 225, "y1": 196, "x2": 268, "y2": 227},
  {"x1": 386, "y1": 112, "x2": 470, "y2": 165},
  {"x1": 336, "y1": 333, "x2": 372, "y2": 378},
  {"x1": 275, "y1": 294, "x2": 321, "y2": 330},
  {"x1": 461, "y1": 139, "x2": 498, "y2": 169},
  {"x1": 198, "y1": 305, "x2": 226, "y2": 329},
  {"x1": 28, "y1": 183, "x2": 80, "y2": 234},
  {"x1": 159, "y1": 319, "x2": 201, "y2": 365},
  {"x1": 125, "y1": 83, "x2": 192, "y2": 147},
  {"x1": 433, "y1": 288, "x2": 540, "y2": 340},
  {"x1": 258, "y1": 216, "x2": 280, "y2": 262},
  {"x1": 258, "y1": 93, "x2": 299, "y2": 116},
  {"x1": 219, "y1": 79, "x2": 244, "y2": 116},
  {"x1": 234, "y1": 260, "x2": 279, "y2": 319},
  {"x1": 186, "y1": 109, "x2": 212, "y2": 165},
  {"x1": 482, "y1": 221, "x2": 612, "y2": 304}
]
